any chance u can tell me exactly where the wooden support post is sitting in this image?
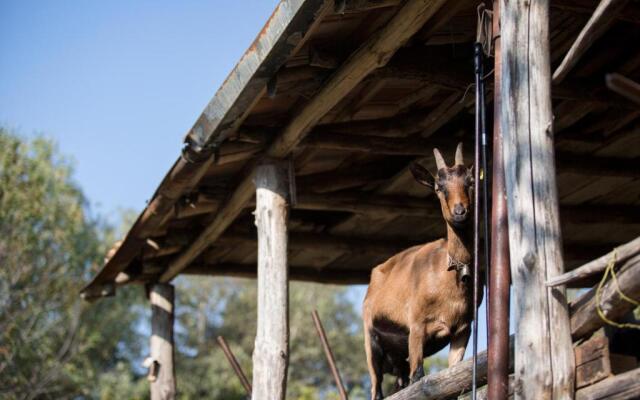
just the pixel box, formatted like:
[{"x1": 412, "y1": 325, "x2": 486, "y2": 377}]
[
  {"x1": 149, "y1": 283, "x2": 176, "y2": 400},
  {"x1": 251, "y1": 160, "x2": 290, "y2": 400},
  {"x1": 500, "y1": 0, "x2": 575, "y2": 398}
]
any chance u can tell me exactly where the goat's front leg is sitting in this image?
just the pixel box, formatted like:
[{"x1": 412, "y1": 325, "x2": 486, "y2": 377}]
[
  {"x1": 448, "y1": 327, "x2": 470, "y2": 367},
  {"x1": 408, "y1": 323, "x2": 425, "y2": 383}
]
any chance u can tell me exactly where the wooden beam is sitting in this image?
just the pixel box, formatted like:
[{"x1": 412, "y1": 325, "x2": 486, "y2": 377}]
[
  {"x1": 575, "y1": 367, "x2": 640, "y2": 400},
  {"x1": 553, "y1": 0, "x2": 629, "y2": 84},
  {"x1": 557, "y1": 154, "x2": 640, "y2": 178},
  {"x1": 547, "y1": 236, "x2": 640, "y2": 287},
  {"x1": 552, "y1": 0, "x2": 640, "y2": 24},
  {"x1": 305, "y1": 132, "x2": 640, "y2": 178},
  {"x1": 386, "y1": 339, "x2": 514, "y2": 400},
  {"x1": 500, "y1": 0, "x2": 575, "y2": 397},
  {"x1": 149, "y1": 283, "x2": 176, "y2": 400},
  {"x1": 251, "y1": 161, "x2": 290, "y2": 400},
  {"x1": 174, "y1": 188, "x2": 640, "y2": 225},
  {"x1": 184, "y1": 263, "x2": 371, "y2": 285},
  {"x1": 269, "y1": 0, "x2": 449, "y2": 156},
  {"x1": 223, "y1": 230, "x2": 418, "y2": 255},
  {"x1": 159, "y1": 0, "x2": 449, "y2": 282},
  {"x1": 340, "y1": 0, "x2": 401, "y2": 13},
  {"x1": 606, "y1": 73, "x2": 640, "y2": 105},
  {"x1": 569, "y1": 253, "x2": 640, "y2": 340}
]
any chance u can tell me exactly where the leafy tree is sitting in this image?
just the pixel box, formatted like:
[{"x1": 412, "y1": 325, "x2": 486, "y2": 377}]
[
  {"x1": 172, "y1": 277, "x2": 371, "y2": 399},
  {"x1": 0, "y1": 127, "x2": 446, "y2": 399},
  {"x1": 172, "y1": 277, "x2": 446, "y2": 399},
  {"x1": 0, "y1": 128, "x2": 145, "y2": 399}
]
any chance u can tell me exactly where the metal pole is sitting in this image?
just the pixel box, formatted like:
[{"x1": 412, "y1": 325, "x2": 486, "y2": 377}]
[
  {"x1": 216, "y1": 336, "x2": 252, "y2": 397},
  {"x1": 487, "y1": 1, "x2": 511, "y2": 398},
  {"x1": 311, "y1": 310, "x2": 349, "y2": 400},
  {"x1": 472, "y1": 41, "x2": 484, "y2": 400}
]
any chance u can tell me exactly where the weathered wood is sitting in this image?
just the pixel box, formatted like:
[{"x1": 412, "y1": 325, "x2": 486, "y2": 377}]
[
  {"x1": 570, "y1": 254, "x2": 640, "y2": 340},
  {"x1": 214, "y1": 230, "x2": 419, "y2": 259},
  {"x1": 175, "y1": 189, "x2": 640, "y2": 226},
  {"x1": 149, "y1": 283, "x2": 176, "y2": 400},
  {"x1": 340, "y1": 0, "x2": 401, "y2": 13},
  {"x1": 216, "y1": 336, "x2": 252, "y2": 396},
  {"x1": 500, "y1": 0, "x2": 575, "y2": 397},
  {"x1": 311, "y1": 310, "x2": 348, "y2": 400},
  {"x1": 386, "y1": 339, "x2": 514, "y2": 400},
  {"x1": 251, "y1": 161, "x2": 290, "y2": 400},
  {"x1": 547, "y1": 236, "x2": 640, "y2": 287},
  {"x1": 575, "y1": 334, "x2": 612, "y2": 389},
  {"x1": 553, "y1": 0, "x2": 629, "y2": 84},
  {"x1": 269, "y1": 0, "x2": 448, "y2": 156},
  {"x1": 606, "y1": 73, "x2": 640, "y2": 105},
  {"x1": 184, "y1": 263, "x2": 371, "y2": 285},
  {"x1": 159, "y1": 0, "x2": 449, "y2": 283},
  {"x1": 551, "y1": 0, "x2": 640, "y2": 23},
  {"x1": 556, "y1": 154, "x2": 640, "y2": 178},
  {"x1": 575, "y1": 367, "x2": 640, "y2": 400}
]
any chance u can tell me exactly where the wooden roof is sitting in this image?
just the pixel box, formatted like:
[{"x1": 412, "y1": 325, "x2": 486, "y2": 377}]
[{"x1": 82, "y1": 0, "x2": 640, "y2": 299}]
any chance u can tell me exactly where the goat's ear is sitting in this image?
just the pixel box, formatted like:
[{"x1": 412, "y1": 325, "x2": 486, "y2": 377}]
[{"x1": 410, "y1": 162, "x2": 434, "y2": 187}]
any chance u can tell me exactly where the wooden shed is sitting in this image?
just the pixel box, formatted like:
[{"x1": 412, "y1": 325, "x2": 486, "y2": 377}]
[{"x1": 83, "y1": 0, "x2": 640, "y2": 399}]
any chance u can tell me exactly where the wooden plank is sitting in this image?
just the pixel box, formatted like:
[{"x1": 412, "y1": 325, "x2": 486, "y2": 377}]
[
  {"x1": 385, "y1": 339, "x2": 514, "y2": 400},
  {"x1": 551, "y1": 0, "x2": 640, "y2": 24},
  {"x1": 159, "y1": 0, "x2": 449, "y2": 283},
  {"x1": 606, "y1": 73, "x2": 640, "y2": 105},
  {"x1": 184, "y1": 263, "x2": 371, "y2": 285},
  {"x1": 574, "y1": 334, "x2": 612, "y2": 389},
  {"x1": 553, "y1": 0, "x2": 630, "y2": 84},
  {"x1": 269, "y1": 0, "x2": 448, "y2": 156},
  {"x1": 500, "y1": 0, "x2": 575, "y2": 397},
  {"x1": 575, "y1": 367, "x2": 640, "y2": 400},
  {"x1": 149, "y1": 283, "x2": 176, "y2": 400},
  {"x1": 547, "y1": 236, "x2": 640, "y2": 287},
  {"x1": 251, "y1": 161, "x2": 290, "y2": 400},
  {"x1": 570, "y1": 254, "x2": 640, "y2": 340}
]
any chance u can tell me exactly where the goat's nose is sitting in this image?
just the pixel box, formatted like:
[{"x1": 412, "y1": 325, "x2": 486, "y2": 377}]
[{"x1": 453, "y1": 204, "x2": 466, "y2": 216}]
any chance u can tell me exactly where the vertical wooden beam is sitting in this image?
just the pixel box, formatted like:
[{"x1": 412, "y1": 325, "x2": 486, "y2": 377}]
[
  {"x1": 500, "y1": 0, "x2": 575, "y2": 398},
  {"x1": 149, "y1": 283, "x2": 176, "y2": 400},
  {"x1": 252, "y1": 160, "x2": 290, "y2": 400}
]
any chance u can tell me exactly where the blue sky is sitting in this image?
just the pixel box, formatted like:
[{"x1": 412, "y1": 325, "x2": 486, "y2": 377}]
[
  {"x1": 1, "y1": 0, "x2": 490, "y2": 359},
  {"x1": 0, "y1": 0, "x2": 279, "y2": 222}
]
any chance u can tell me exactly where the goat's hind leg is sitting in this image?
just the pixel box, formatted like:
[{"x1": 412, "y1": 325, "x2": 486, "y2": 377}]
[
  {"x1": 448, "y1": 327, "x2": 471, "y2": 367},
  {"x1": 364, "y1": 326, "x2": 385, "y2": 400}
]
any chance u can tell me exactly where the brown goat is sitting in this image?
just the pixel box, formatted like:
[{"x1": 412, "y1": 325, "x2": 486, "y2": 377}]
[{"x1": 362, "y1": 143, "x2": 478, "y2": 399}]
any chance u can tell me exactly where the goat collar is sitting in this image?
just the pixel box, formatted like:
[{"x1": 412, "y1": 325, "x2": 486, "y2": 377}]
[{"x1": 448, "y1": 255, "x2": 471, "y2": 284}]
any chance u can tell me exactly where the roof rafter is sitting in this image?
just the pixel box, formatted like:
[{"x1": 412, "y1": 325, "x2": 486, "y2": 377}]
[{"x1": 159, "y1": 0, "x2": 450, "y2": 283}]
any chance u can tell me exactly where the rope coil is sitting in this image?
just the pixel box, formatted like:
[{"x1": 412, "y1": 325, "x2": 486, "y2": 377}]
[{"x1": 595, "y1": 250, "x2": 640, "y2": 330}]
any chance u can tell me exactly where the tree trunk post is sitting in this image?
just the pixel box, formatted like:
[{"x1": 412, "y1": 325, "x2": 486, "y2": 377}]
[
  {"x1": 500, "y1": 0, "x2": 576, "y2": 398},
  {"x1": 149, "y1": 283, "x2": 176, "y2": 400},
  {"x1": 252, "y1": 160, "x2": 290, "y2": 400}
]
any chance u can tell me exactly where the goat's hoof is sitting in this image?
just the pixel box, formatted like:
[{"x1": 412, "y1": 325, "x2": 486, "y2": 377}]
[{"x1": 410, "y1": 365, "x2": 425, "y2": 384}]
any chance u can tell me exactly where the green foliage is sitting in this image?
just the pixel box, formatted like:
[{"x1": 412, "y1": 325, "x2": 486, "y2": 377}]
[
  {"x1": 172, "y1": 277, "x2": 371, "y2": 399},
  {"x1": 0, "y1": 127, "x2": 447, "y2": 399},
  {"x1": 0, "y1": 128, "x2": 145, "y2": 399}
]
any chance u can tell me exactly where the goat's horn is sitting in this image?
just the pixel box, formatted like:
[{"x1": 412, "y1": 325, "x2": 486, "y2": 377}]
[
  {"x1": 455, "y1": 142, "x2": 464, "y2": 165},
  {"x1": 433, "y1": 148, "x2": 446, "y2": 170}
]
